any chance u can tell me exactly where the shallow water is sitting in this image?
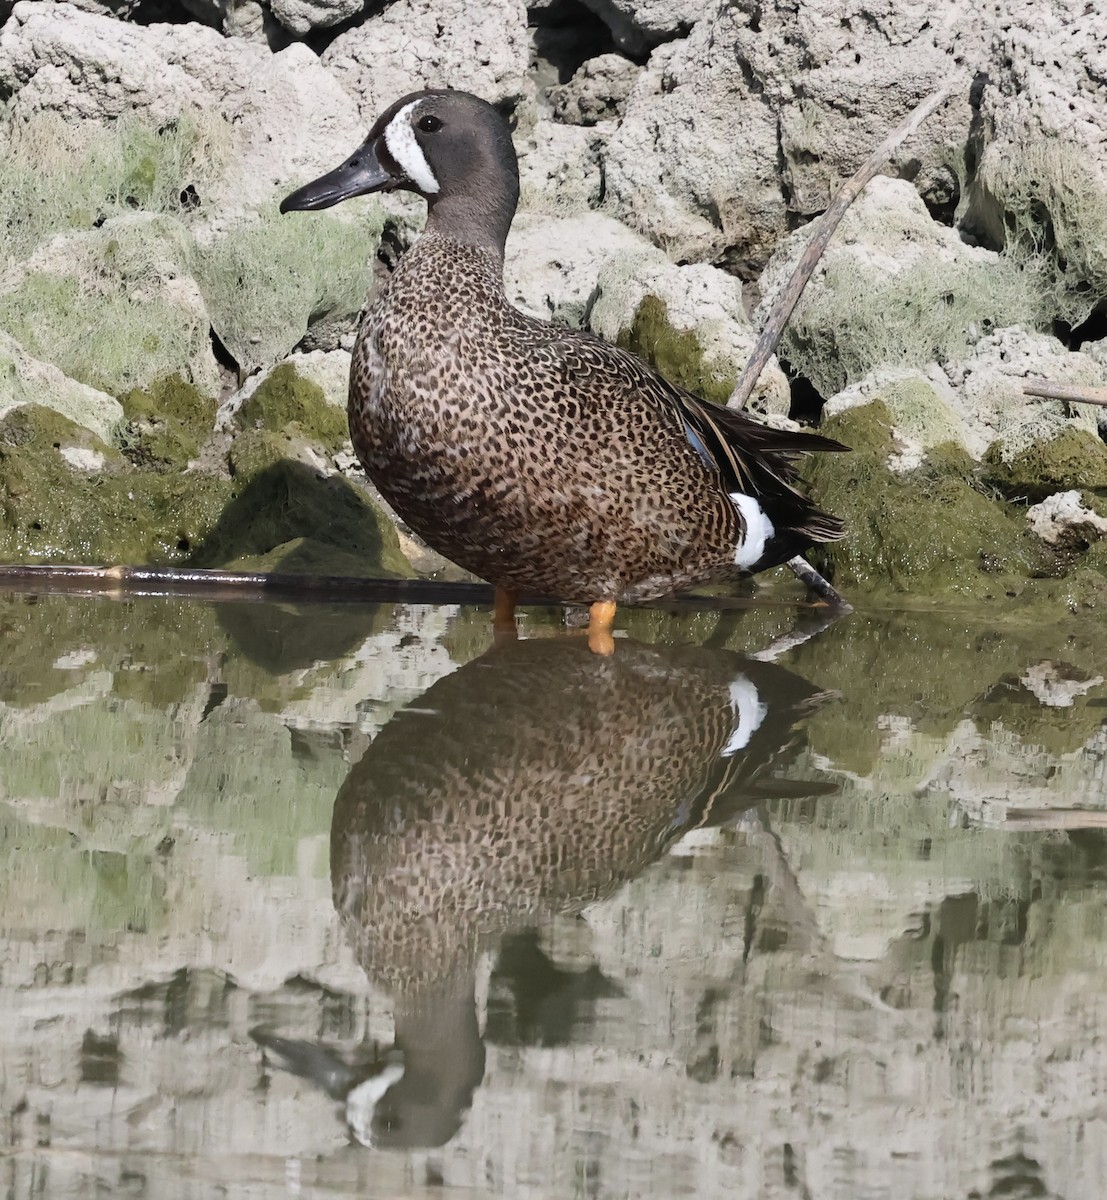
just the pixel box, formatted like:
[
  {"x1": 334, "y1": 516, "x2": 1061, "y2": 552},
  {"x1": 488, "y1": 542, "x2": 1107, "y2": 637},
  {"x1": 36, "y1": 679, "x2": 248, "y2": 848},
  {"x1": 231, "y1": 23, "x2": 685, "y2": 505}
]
[{"x1": 1, "y1": 592, "x2": 1106, "y2": 1199}]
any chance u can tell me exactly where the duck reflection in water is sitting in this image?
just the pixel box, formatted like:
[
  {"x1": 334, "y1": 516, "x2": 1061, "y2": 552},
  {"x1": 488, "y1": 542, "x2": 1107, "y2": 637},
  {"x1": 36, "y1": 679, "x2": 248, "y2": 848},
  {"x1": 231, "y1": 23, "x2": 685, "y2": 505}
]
[{"x1": 253, "y1": 635, "x2": 833, "y2": 1149}]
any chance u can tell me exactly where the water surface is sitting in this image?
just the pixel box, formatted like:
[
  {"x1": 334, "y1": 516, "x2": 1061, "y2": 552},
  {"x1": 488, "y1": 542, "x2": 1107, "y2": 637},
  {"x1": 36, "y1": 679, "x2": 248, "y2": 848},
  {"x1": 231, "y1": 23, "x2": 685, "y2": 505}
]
[{"x1": 1, "y1": 593, "x2": 1105, "y2": 1199}]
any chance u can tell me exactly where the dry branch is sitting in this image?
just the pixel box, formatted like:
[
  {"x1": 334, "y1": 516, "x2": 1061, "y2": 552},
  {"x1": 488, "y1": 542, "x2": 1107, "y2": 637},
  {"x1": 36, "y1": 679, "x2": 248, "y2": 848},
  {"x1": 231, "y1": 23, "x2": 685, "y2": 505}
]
[
  {"x1": 1023, "y1": 379, "x2": 1107, "y2": 408},
  {"x1": 722, "y1": 76, "x2": 965, "y2": 609}
]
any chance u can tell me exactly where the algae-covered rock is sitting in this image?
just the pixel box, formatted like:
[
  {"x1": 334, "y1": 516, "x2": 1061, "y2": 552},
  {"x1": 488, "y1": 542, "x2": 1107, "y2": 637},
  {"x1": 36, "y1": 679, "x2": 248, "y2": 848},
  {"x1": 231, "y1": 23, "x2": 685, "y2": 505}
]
[
  {"x1": 194, "y1": 205, "x2": 383, "y2": 375},
  {"x1": 758, "y1": 178, "x2": 1051, "y2": 400},
  {"x1": 981, "y1": 426, "x2": 1107, "y2": 503},
  {"x1": 234, "y1": 361, "x2": 348, "y2": 454},
  {"x1": 120, "y1": 374, "x2": 217, "y2": 470},
  {"x1": 824, "y1": 369, "x2": 976, "y2": 470},
  {"x1": 0, "y1": 330, "x2": 124, "y2": 444},
  {"x1": 0, "y1": 403, "x2": 232, "y2": 565},
  {"x1": 0, "y1": 213, "x2": 220, "y2": 397},
  {"x1": 591, "y1": 244, "x2": 790, "y2": 417},
  {"x1": 806, "y1": 402, "x2": 1041, "y2": 599}
]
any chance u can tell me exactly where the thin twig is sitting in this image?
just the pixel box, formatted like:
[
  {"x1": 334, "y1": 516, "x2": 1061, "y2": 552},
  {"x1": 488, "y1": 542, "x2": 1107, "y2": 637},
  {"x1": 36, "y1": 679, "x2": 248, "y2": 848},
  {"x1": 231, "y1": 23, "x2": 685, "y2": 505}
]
[
  {"x1": 1023, "y1": 379, "x2": 1107, "y2": 408},
  {"x1": 727, "y1": 77, "x2": 965, "y2": 414},
  {"x1": 723, "y1": 77, "x2": 964, "y2": 605}
]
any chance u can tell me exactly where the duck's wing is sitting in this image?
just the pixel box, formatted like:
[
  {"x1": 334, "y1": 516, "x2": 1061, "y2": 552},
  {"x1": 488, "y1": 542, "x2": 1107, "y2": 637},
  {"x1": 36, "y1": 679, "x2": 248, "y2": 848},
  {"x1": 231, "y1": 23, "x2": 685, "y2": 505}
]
[{"x1": 532, "y1": 330, "x2": 849, "y2": 544}]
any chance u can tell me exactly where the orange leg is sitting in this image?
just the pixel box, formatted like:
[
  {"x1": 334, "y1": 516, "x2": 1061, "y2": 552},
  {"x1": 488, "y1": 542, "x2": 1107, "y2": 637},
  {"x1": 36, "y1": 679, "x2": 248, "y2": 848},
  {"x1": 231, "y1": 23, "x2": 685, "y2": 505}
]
[
  {"x1": 587, "y1": 600, "x2": 617, "y2": 656},
  {"x1": 493, "y1": 587, "x2": 518, "y2": 639}
]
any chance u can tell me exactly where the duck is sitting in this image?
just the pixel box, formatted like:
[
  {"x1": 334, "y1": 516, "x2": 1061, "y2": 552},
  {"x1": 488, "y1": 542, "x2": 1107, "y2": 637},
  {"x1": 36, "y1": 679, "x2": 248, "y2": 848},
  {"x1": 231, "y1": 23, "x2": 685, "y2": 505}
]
[{"x1": 281, "y1": 89, "x2": 847, "y2": 653}]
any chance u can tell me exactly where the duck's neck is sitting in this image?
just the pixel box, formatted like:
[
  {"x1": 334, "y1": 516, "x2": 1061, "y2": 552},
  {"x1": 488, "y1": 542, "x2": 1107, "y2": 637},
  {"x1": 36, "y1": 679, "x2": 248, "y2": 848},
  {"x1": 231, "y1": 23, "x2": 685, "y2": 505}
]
[{"x1": 423, "y1": 179, "x2": 518, "y2": 260}]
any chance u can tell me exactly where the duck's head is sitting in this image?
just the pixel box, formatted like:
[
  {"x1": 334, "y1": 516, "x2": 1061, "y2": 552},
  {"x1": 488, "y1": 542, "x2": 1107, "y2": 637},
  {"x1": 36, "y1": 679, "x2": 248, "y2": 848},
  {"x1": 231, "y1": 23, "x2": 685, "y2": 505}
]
[{"x1": 280, "y1": 88, "x2": 520, "y2": 252}]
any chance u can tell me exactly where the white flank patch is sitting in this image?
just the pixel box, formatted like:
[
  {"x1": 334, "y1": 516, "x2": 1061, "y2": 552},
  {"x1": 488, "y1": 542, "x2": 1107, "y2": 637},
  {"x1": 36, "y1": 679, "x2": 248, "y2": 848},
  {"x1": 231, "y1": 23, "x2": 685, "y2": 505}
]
[
  {"x1": 730, "y1": 492, "x2": 775, "y2": 570},
  {"x1": 383, "y1": 102, "x2": 440, "y2": 195},
  {"x1": 346, "y1": 1062, "x2": 406, "y2": 1147},
  {"x1": 721, "y1": 675, "x2": 768, "y2": 757}
]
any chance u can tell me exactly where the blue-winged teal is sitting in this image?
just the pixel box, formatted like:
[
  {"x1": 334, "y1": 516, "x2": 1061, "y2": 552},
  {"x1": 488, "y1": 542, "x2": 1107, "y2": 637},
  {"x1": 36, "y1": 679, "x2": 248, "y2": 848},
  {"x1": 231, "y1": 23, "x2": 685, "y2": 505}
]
[{"x1": 282, "y1": 90, "x2": 846, "y2": 652}]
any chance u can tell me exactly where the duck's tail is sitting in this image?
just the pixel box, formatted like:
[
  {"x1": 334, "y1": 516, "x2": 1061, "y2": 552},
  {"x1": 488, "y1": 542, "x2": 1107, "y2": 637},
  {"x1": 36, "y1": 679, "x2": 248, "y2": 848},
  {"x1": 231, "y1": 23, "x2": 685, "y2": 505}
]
[{"x1": 678, "y1": 395, "x2": 848, "y2": 570}]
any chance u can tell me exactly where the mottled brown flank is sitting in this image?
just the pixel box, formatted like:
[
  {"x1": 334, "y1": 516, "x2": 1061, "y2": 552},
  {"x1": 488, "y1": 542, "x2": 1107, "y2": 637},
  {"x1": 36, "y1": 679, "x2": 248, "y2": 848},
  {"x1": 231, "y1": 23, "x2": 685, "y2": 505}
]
[
  {"x1": 331, "y1": 639, "x2": 823, "y2": 1001},
  {"x1": 351, "y1": 233, "x2": 841, "y2": 604}
]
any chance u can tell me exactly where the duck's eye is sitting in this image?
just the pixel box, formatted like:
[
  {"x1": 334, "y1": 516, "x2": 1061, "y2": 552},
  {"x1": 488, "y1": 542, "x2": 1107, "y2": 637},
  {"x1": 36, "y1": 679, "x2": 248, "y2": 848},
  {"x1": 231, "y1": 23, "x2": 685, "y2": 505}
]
[{"x1": 417, "y1": 114, "x2": 443, "y2": 134}]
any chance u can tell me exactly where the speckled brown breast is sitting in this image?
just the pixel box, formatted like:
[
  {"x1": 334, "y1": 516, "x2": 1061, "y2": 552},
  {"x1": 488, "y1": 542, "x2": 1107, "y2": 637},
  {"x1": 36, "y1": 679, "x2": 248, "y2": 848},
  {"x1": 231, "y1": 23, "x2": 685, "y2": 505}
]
[{"x1": 349, "y1": 234, "x2": 745, "y2": 604}]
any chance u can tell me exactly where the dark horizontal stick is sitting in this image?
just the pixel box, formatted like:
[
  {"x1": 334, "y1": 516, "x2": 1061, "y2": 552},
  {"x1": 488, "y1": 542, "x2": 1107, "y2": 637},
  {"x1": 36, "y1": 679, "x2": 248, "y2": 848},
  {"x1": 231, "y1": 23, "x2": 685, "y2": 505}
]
[{"x1": 0, "y1": 562, "x2": 821, "y2": 612}]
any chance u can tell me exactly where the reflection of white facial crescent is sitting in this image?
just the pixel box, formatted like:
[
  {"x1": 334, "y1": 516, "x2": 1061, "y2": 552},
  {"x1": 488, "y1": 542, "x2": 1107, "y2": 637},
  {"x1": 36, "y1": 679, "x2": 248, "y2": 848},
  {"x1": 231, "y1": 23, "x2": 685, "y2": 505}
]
[
  {"x1": 722, "y1": 675, "x2": 767, "y2": 757},
  {"x1": 346, "y1": 1062, "x2": 406, "y2": 1147}
]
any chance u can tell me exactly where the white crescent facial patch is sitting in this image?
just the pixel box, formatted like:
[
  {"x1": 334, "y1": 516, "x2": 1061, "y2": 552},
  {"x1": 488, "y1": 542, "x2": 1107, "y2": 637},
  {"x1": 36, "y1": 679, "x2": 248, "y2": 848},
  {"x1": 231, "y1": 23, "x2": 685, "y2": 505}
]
[{"x1": 383, "y1": 102, "x2": 441, "y2": 195}]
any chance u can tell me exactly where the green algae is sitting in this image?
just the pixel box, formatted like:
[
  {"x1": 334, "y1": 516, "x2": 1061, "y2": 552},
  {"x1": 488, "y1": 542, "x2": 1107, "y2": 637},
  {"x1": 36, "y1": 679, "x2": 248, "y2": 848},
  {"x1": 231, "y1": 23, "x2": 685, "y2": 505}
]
[
  {"x1": 0, "y1": 404, "x2": 232, "y2": 565},
  {"x1": 616, "y1": 295, "x2": 735, "y2": 406},
  {"x1": 120, "y1": 374, "x2": 218, "y2": 470},
  {"x1": 806, "y1": 402, "x2": 1043, "y2": 599},
  {"x1": 981, "y1": 425, "x2": 1107, "y2": 502},
  {"x1": 235, "y1": 362, "x2": 348, "y2": 454}
]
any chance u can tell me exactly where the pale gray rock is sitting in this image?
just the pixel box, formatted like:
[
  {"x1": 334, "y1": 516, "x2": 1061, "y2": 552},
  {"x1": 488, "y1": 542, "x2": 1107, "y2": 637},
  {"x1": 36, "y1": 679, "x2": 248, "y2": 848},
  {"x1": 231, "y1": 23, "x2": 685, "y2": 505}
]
[
  {"x1": 503, "y1": 210, "x2": 647, "y2": 327},
  {"x1": 1026, "y1": 492, "x2": 1107, "y2": 552},
  {"x1": 268, "y1": 0, "x2": 361, "y2": 35},
  {"x1": 602, "y1": 1, "x2": 993, "y2": 270},
  {"x1": 517, "y1": 119, "x2": 606, "y2": 214},
  {"x1": 602, "y1": 13, "x2": 784, "y2": 270},
  {"x1": 322, "y1": 0, "x2": 529, "y2": 125},
  {"x1": 578, "y1": 0, "x2": 714, "y2": 55},
  {"x1": 942, "y1": 328, "x2": 1105, "y2": 462},
  {"x1": 0, "y1": 331, "x2": 124, "y2": 444},
  {"x1": 966, "y1": 0, "x2": 1107, "y2": 323},
  {"x1": 590, "y1": 242, "x2": 791, "y2": 417},
  {"x1": 0, "y1": 5, "x2": 364, "y2": 210},
  {"x1": 550, "y1": 53, "x2": 639, "y2": 126},
  {"x1": 0, "y1": 2, "x2": 202, "y2": 125},
  {"x1": 756, "y1": 177, "x2": 1052, "y2": 399}
]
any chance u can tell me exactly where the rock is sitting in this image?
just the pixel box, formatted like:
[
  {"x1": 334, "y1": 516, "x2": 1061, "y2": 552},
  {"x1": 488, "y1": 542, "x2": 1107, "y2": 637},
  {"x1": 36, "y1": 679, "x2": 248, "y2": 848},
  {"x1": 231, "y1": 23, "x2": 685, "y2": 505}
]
[
  {"x1": 0, "y1": 331, "x2": 124, "y2": 444},
  {"x1": 0, "y1": 212, "x2": 221, "y2": 398},
  {"x1": 602, "y1": 2, "x2": 985, "y2": 271},
  {"x1": 823, "y1": 368, "x2": 974, "y2": 473},
  {"x1": 550, "y1": 53, "x2": 639, "y2": 125},
  {"x1": 503, "y1": 211, "x2": 647, "y2": 327},
  {"x1": 1019, "y1": 660, "x2": 1106, "y2": 708},
  {"x1": 517, "y1": 119, "x2": 606, "y2": 214},
  {"x1": 0, "y1": 5, "x2": 365, "y2": 209},
  {"x1": 268, "y1": 0, "x2": 361, "y2": 36},
  {"x1": 193, "y1": 204, "x2": 383, "y2": 376},
  {"x1": 966, "y1": 1, "x2": 1107, "y2": 324},
  {"x1": 945, "y1": 328, "x2": 1106, "y2": 465},
  {"x1": 602, "y1": 11, "x2": 785, "y2": 270},
  {"x1": 1027, "y1": 491, "x2": 1107, "y2": 552},
  {"x1": 590, "y1": 243, "x2": 789, "y2": 416},
  {"x1": 322, "y1": 0, "x2": 529, "y2": 125},
  {"x1": 757, "y1": 177, "x2": 1051, "y2": 400},
  {"x1": 578, "y1": 0, "x2": 713, "y2": 55}
]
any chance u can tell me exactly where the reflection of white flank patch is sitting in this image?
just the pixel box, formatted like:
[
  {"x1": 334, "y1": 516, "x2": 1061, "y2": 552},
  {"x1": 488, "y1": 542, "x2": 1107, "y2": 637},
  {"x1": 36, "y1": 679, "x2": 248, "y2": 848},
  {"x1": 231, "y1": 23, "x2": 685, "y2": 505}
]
[
  {"x1": 730, "y1": 492, "x2": 775, "y2": 570},
  {"x1": 722, "y1": 675, "x2": 767, "y2": 757},
  {"x1": 346, "y1": 1062, "x2": 406, "y2": 1147},
  {"x1": 384, "y1": 102, "x2": 440, "y2": 195}
]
